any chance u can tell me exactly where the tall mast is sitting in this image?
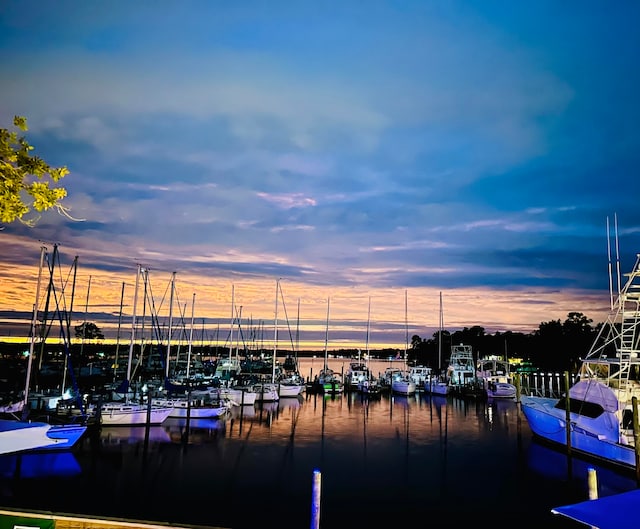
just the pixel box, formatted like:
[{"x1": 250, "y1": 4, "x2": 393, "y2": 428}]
[
  {"x1": 165, "y1": 271, "x2": 176, "y2": 379},
  {"x1": 438, "y1": 291, "x2": 443, "y2": 371},
  {"x1": 23, "y1": 245, "x2": 47, "y2": 416},
  {"x1": 404, "y1": 289, "x2": 409, "y2": 368},
  {"x1": 614, "y1": 212, "x2": 621, "y2": 299},
  {"x1": 272, "y1": 279, "x2": 280, "y2": 382},
  {"x1": 114, "y1": 282, "x2": 125, "y2": 382},
  {"x1": 126, "y1": 264, "x2": 142, "y2": 390},
  {"x1": 323, "y1": 297, "x2": 330, "y2": 371},
  {"x1": 296, "y1": 298, "x2": 301, "y2": 357},
  {"x1": 186, "y1": 293, "x2": 196, "y2": 381},
  {"x1": 607, "y1": 216, "x2": 614, "y2": 309},
  {"x1": 366, "y1": 296, "x2": 371, "y2": 358},
  {"x1": 229, "y1": 285, "x2": 235, "y2": 360}
]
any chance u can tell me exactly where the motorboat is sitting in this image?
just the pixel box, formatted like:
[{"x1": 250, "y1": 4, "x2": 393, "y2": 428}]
[
  {"x1": 485, "y1": 381, "x2": 517, "y2": 399},
  {"x1": 317, "y1": 368, "x2": 344, "y2": 394},
  {"x1": 447, "y1": 344, "x2": 476, "y2": 389},
  {"x1": 391, "y1": 371, "x2": 417, "y2": 396},
  {"x1": 424, "y1": 374, "x2": 450, "y2": 396},
  {"x1": 476, "y1": 357, "x2": 516, "y2": 399},
  {"x1": 520, "y1": 251, "x2": 640, "y2": 470},
  {"x1": 344, "y1": 362, "x2": 370, "y2": 391},
  {"x1": 0, "y1": 419, "x2": 87, "y2": 455},
  {"x1": 408, "y1": 365, "x2": 432, "y2": 387},
  {"x1": 357, "y1": 377, "x2": 383, "y2": 397}
]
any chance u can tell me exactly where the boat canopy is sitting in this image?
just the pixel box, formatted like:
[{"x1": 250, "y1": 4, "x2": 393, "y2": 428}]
[
  {"x1": 552, "y1": 489, "x2": 640, "y2": 528},
  {"x1": 568, "y1": 380, "x2": 620, "y2": 413}
]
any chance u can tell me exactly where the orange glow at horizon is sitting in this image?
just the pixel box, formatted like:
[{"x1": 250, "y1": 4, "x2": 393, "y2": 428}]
[{"x1": 0, "y1": 257, "x2": 613, "y2": 351}]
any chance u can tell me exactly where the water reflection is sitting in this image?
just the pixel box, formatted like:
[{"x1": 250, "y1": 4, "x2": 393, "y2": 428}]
[
  {"x1": 0, "y1": 452, "x2": 81, "y2": 479},
  {"x1": 0, "y1": 390, "x2": 635, "y2": 529}
]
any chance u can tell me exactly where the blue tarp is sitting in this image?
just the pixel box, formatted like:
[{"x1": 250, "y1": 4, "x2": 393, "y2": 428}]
[{"x1": 552, "y1": 489, "x2": 640, "y2": 528}]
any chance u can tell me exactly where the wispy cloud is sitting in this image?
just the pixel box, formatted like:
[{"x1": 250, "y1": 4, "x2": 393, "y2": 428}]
[{"x1": 1, "y1": 1, "x2": 639, "y2": 345}]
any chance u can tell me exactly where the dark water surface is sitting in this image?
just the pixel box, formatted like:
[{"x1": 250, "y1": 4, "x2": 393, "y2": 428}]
[{"x1": 1, "y1": 359, "x2": 638, "y2": 529}]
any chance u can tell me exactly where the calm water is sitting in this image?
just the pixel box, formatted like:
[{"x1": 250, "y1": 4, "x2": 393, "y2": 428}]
[{"x1": 0, "y1": 358, "x2": 638, "y2": 529}]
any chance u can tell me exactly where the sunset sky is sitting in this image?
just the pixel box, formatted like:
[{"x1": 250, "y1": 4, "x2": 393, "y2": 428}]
[{"x1": 1, "y1": 2, "x2": 639, "y2": 351}]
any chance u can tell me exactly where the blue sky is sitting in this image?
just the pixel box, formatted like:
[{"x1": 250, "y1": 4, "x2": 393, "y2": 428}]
[{"x1": 1, "y1": 1, "x2": 639, "y2": 348}]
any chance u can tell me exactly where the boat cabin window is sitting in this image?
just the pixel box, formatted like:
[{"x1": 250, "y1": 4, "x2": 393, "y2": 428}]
[{"x1": 553, "y1": 397, "x2": 604, "y2": 419}]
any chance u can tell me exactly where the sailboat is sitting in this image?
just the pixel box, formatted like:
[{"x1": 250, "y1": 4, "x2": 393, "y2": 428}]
[
  {"x1": 251, "y1": 280, "x2": 280, "y2": 403},
  {"x1": 521, "y1": 217, "x2": 640, "y2": 470},
  {"x1": 216, "y1": 289, "x2": 258, "y2": 406},
  {"x1": 317, "y1": 297, "x2": 344, "y2": 394},
  {"x1": 91, "y1": 265, "x2": 173, "y2": 426},
  {"x1": 273, "y1": 282, "x2": 305, "y2": 398},
  {"x1": 356, "y1": 297, "x2": 382, "y2": 396},
  {"x1": 0, "y1": 246, "x2": 87, "y2": 454},
  {"x1": 391, "y1": 291, "x2": 417, "y2": 396},
  {"x1": 152, "y1": 293, "x2": 234, "y2": 419},
  {"x1": 425, "y1": 292, "x2": 450, "y2": 396}
]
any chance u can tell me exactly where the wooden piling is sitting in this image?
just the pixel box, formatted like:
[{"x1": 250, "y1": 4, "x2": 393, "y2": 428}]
[
  {"x1": 633, "y1": 396, "x2": 640, "y2": 483},
  {"x1": 564, "y1": 371, "x2": 572, "y2": 456},
  {"x1": 310, "y1": 469, "x2": 321, "y2": 529},
  {"x1": 587, "y1": 468, "x2": 598, "y2": 500}
]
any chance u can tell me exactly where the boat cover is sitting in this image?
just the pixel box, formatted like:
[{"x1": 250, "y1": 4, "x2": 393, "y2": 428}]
[
  {"x1": 552, "y1": 489, "x2": 640, "y2": 528},
  {"x1": 568, "y1": 380, "x2": 619, "y2": 412}
]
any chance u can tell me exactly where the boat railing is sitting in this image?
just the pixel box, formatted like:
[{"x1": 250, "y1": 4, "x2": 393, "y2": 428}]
[{"x1": 517, "y1": 372, "x2": 578, "y2": 398}]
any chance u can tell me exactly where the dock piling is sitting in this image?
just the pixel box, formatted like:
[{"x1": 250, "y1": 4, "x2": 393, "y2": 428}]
[{"x1": 310, "y1": 469, "x2": 321, "y2": 529}]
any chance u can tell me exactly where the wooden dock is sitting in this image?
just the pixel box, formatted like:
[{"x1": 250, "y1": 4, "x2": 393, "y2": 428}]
[{"x1": 0, "y1": 508, "x2": 230, "y2": 529}]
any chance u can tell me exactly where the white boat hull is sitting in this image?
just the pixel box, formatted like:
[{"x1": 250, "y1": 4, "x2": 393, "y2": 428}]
[
  {"x1": 95, "y1": 403, "x2": 173, "y2": 425},
  {"x1": 0, "y1": 419, "x2": 87, "y2": 455},
  {"x1": 151, "y1": 398, "x2": 231, "y2": 418},
  {"x1": 486, "y1": 382, "x2": 517, "y2": 399},
  {"x1": 520, "y1": 395, "x2": 636, "y2": 469},
  {"x1": 391, "y1": 380, "x2": 417, "y2": 395},
  {"x1": 218, "y1": 387, "x2": 257, "y2": 406},
  {"x1": 424, "y1": 380, "x2": 449, "y2": 396},
  {"x1": 278, "y1": 383, "x2": 305, "y2": 398},
  {"x1": 253, "y1": 384, "x2": 280, "y2": 402}
]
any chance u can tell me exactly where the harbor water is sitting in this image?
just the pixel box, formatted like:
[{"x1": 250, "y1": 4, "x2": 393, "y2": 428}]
[{"x1": 0, "y1": 358, "x2": 637, "y2": 529}]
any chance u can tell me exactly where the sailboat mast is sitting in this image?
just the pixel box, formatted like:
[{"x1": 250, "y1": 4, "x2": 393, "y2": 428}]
[
  {"x1": 114, "y1": 281, "x2": 125, "y2": 382},
  {"x1": 165, "y1": 271, "x2": 176, "y2": 379},
  {"x1": 323, "y1": 297, "x2": 330, "y2": 371},
  {"x1": 366, "y1": 296, "x2": 371, "y2": 359},
  {"x1": 272, "y1": 279, "x2": 279, "y2": 383},
  {"x1": 186, "y1": 293, "x2": 196, "y2": 381},
  {"x1": 404, "y1": 290, "x2": 408, "y2": 368},
  {"x1": 438, "y1": 291, "x2": 443, "y2": 372},
  {"x1": 126, "y1": 264, "x2": 142, "y2": 388},
  {"x1": 78, "y1": 275, "x2": 92, "y2": 365},
  {"x1": 23, "y1": 245, "x2": 47, "y2": 414},
  {"x1": 229, "y1": 285, "x2": 235, "y2": 360},
  {"x1": 296, "y1": 298, "x2": 300, "y2": 357}
]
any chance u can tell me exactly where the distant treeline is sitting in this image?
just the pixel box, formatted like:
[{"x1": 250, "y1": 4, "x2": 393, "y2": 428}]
[{"x1": 408, "y1": 311, "x2": 602, "y2": 373}]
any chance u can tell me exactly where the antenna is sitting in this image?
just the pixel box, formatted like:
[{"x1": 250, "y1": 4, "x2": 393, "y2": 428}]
[
  {"x1": 614, "y1": 212, "x2": 621, "y2": 298},
  {"x1": 607, "y1": 216, "x2": 614, "y2": 309}
]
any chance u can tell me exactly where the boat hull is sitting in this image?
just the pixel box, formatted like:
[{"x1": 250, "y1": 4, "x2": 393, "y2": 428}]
[
  {"x1": 424, "y1": 379, "x2": 449, "y2": 396},
  {"x1": 486, "y1": 382, "x2": 517, "y2": 399},
  {"x1": 95, "y1": 404, "x2": 173, "y2": 425},
  {"x1": 520, "y1": 395, "x2": 636, "y2": 469},
  {"x1": 0, "y1": 419, "x2": 86, "y2": 455},
  {"x1": 391, "y1": 380, "x2": 417, "y2": 395}
]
